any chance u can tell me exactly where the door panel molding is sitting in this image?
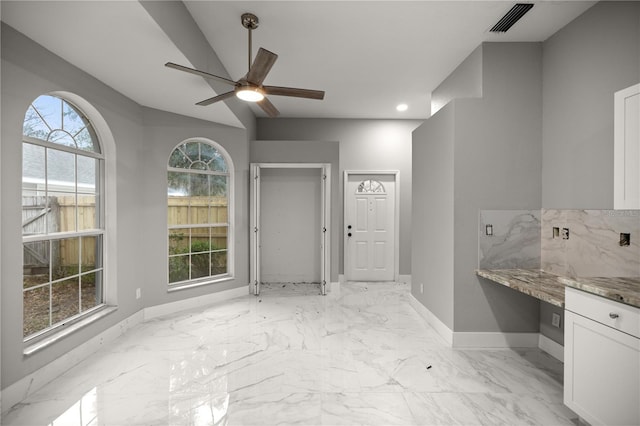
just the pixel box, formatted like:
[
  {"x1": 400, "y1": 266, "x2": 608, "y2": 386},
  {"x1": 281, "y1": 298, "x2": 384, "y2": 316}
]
[{"x1": 344, "y1": 170, "x2": 399, "y2": 282}]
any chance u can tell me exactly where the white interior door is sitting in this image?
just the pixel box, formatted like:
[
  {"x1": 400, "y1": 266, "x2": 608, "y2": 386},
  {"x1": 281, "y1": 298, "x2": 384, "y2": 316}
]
[{"x1": 345, "y1": 174, "x2": 396, "y2": 281}]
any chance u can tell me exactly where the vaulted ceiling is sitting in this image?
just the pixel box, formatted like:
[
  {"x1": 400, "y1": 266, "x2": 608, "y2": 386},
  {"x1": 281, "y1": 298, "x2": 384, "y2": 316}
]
[{"x1": 2, "y1": 1, "x2": 596, "y2": 128}]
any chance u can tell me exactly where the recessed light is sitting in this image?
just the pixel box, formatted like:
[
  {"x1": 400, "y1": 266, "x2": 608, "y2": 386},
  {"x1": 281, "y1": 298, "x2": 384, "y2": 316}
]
[{"x1": 396, "y1": 103, "x2": 408, "y2": 112}]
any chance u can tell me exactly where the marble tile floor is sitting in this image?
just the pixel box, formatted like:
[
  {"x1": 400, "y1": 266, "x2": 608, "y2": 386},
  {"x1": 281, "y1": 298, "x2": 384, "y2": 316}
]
[{"x1": 2, "y1": 282, "x2": 578, "y2": 425}]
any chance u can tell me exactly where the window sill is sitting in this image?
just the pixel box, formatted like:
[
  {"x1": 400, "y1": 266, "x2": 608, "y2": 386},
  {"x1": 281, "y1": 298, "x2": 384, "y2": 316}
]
[
  {"x1": 168, "y1": 275, "x2": 234, "y2": 293},
  {"x1": 23, "y1": 305, "x2": 118, "y2": 356}
]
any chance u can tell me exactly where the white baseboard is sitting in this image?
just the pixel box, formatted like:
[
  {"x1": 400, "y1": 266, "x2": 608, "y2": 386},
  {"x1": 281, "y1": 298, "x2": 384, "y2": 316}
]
[
  {"x1": 452, "y1": 332, "x2": 539, "y2": 348},
  {"x1": 2, "y1": 284, "x2": 250, "y2": 416},
  {"x1": 409, "y1": 294, "x2": 453, "y2": 346},
  {"x1": 408, "y1": 294, "x2": 561, "y2": 354},
  {"x1": 398, "y1": 274, "x2": 412, "y2": 284},
  {"x1": 144, "y1": 285, "x2": 249, "y2": 320},
  {"x1": 538, "y1": 334, "x2": 564, "y2": 362},
  {"x1": 2, "y1": 309, "x2": 144, "y2": 414},
  {"x1": 337, "y1": 275, "x2": 410, "y2": 284}
]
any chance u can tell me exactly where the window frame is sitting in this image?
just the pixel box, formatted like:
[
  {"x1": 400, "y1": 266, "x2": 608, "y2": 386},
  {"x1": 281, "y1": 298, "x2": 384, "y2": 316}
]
[
  {"x1": 167, "y1": 138, "x2": 234, "y2": 291},
  {"x1": 21, "y1": 95, "x2": 108, "y2": 345}
]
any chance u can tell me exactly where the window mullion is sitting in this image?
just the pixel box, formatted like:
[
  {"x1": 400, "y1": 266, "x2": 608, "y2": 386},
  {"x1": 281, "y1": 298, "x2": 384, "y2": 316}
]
[
  {"x1": 23, "y1": 136, "x2": 103, "y2": 160},
  {"x1": 48, "y1": 283, "x2": 53, "y2": 329},
  {"x1": 44, "y1": 146, "x2": 49, "y2": 234},
  {"x1": 23, "y1": 229, "x2": 104, "y2": 244},
  {"x1": 78, "y1": 235, "x2": 82, "y2": 314}
]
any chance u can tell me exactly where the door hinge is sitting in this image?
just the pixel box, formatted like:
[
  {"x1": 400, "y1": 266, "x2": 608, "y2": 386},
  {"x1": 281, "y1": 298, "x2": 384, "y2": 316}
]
[
  {"x1": 254, "y1": 227, "x2": 259, "y2": 233},
  {"x1": 322, "y1": 227, "x2": 327, "y2": 233},
  {"x1": 322, "y1": 174, "x2": 327, "y2": 180}
]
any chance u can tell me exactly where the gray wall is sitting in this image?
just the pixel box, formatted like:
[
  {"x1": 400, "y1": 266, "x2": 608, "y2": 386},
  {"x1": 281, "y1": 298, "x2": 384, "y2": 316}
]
[
  {"x1": 412, "y1": 42, "x2": 543, "y2": 333},
  {"x1": 411, "y1": 103, "x2": 455, "y2": 329},
  {"x1": 256, "y1": 119, "x2": 422, "y2": 276},
  {"x1": 413, "y1": 1, "x2": 640, "y2": 340},
  {"x1": 1, "y1": 23, "x2": 251, "y2": 389},
  {"x1": 430, "y1": 45, "x2": 483, "y2": 115},
  {"x1": 542, "y1": 1, "x2": 640, "y2": 209},
  {"x1": 140, "y1": 108, "x2": 250, "y2": 308},
  {"x1": 453, "y1": 43, "x2": 542, "y2": 333},
  {"x1": 539, "y1": 1, "x2": 639, "y2": 342},
  {"x1": 250, "y1": 140, "x2": 340, "y2": 282}
]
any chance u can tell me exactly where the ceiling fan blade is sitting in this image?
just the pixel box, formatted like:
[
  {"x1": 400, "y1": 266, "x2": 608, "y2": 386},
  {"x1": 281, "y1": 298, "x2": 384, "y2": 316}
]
[
  {"x1": 165, "y1": 62, "x2": 236, "y2": 86},
  {"x1": 246, "y1": 48, "x2": 278, "y2": 85},
  {"x1": 257, "y1": 97, "x2": 280, "y2": 117},
  {"x1": 263, "y1": 85, "x2": 325, "y2": 100},
  {"x1": 196, "y1": 91, "x2": 236, "y2": 106}
]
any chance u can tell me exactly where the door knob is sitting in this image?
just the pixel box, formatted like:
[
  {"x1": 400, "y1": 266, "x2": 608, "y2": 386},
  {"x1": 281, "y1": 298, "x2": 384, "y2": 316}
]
[
  {"x1": 347, "y1": 225, "x2": 352, "y2": 229},
  {"x1": 348, "y1": 233, "x2": 352, "y2": 237}
]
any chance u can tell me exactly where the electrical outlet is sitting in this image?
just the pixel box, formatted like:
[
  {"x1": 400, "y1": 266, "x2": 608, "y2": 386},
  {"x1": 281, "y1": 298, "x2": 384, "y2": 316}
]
[
  {"x1": 620, "y1": 233, "x2": 630, "y2": 246},
  {"x1": 136, "y1": 288, "x2": 141, "y2": 299},
  {"x1": 552, "y1": 313, "x2": 561, "y2": 328},
  {"x1": 420, "y1": 283, "x2": 424, "y2": 294}
]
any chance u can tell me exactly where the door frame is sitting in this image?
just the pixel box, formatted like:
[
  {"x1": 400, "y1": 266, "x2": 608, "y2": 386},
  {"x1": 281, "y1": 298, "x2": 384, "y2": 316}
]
[
  {"x1": 250, "y1": 163, "x2": 331, "y2": 295},
  {"x1": 343, "y1": 170, "x2": 400, "y2": 282}
]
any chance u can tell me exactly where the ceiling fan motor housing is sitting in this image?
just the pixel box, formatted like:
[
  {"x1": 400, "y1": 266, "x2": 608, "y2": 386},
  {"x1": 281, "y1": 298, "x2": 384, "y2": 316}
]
[{"x1": 241, "y1": 13, "x2": 259, "y2": 30}]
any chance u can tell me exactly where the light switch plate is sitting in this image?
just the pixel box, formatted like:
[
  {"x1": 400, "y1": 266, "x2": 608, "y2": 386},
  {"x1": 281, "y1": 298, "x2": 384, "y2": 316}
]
[{"x1": 485, "y1": 224, "x2": 493, "y2": 236}]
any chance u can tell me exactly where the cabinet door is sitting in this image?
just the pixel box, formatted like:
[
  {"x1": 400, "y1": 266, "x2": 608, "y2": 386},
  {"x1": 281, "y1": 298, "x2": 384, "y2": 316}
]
[
  {"x1": 614, "y1": 83, "x2": 640, "y2": 209},
  {"x1": 564, "y1": 310, "x2": 640, "y2": 425}
]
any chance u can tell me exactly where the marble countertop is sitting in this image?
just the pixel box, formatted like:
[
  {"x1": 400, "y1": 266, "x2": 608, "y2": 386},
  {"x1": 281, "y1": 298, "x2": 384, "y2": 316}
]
[
  {"x1": 558, "y1": 276, "x2": 640, "y2": 308},
  {"x1": 476, "y1": 268, "x2": 640, "y2": 309},
  {"x1": 475, "y1": 269, "x2": 566, "y2": 307}
]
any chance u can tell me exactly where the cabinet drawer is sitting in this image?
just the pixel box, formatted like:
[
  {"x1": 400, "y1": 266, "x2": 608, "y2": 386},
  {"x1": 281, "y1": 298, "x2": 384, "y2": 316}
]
[{"x1": 566, "y1": 287, "x2": 640, "y2": 338}]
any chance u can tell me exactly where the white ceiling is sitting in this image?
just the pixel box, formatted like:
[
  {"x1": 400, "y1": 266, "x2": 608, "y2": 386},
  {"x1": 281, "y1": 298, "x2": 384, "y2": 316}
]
[{"x1": 2, "y1": 1, "x2": 596, "y2": 125}]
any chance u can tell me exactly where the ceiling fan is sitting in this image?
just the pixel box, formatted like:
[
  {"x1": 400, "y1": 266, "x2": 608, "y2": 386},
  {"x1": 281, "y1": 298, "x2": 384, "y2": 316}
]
[{"x1": 165, "y1": 13, "x2": 325, "y2": 117}]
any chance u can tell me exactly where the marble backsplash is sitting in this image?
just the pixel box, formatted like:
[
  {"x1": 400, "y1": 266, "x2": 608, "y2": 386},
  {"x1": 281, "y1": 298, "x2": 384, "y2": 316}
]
[
  {"x1": 541, "y1": 209, "x2": 640, "y2": 278},
  {"x1": 478, "y1": 210, "x2": 541, "y2": 269},
  {"x1": 479, "y1": 209, "x2": 640, "y2": 278}
]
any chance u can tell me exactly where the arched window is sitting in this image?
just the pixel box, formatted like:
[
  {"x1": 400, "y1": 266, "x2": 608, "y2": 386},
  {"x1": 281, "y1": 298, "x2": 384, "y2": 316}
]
[
  {"x1": 167, "y1": 139, "x2": 233, "y2": 286},
  {"x1": 357, "y1": 179, "x2": 386, "y2": 193},
  {"x1": 22, "y1": 95, "x2": 105, "y2": 339}
]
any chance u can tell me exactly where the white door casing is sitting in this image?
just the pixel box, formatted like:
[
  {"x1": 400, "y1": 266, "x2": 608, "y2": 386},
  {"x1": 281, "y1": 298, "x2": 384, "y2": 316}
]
[
  {"x1": 250, "y1": 163, "x2": 331, "y2": 295},
  {"x1": 344, "y1": 172, "x2": 398, "y2": 282}
]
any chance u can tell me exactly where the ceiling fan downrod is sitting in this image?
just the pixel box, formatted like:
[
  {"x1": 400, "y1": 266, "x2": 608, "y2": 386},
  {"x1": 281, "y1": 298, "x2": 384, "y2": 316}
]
[{"x1": 241, "y1": 13, "x2": 259, "y2": 74}]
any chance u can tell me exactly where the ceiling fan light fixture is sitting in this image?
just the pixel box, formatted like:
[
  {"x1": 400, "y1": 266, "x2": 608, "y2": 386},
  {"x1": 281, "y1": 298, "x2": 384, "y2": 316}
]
[{"x1": 236, "y1": 86, "x2": 265, "y2": 102}]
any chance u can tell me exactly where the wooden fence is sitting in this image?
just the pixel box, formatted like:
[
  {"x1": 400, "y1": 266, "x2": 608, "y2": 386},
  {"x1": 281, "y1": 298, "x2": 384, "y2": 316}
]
[{"x1": 23, "y1": 195, "x2": 228, "y2": 269}]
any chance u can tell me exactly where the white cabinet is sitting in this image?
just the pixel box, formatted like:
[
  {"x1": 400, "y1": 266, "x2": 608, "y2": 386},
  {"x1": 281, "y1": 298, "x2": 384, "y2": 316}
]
[
  {"x1": 564, "y1": 287, "x2": 640, "y2": 425},
  {"x1": 614, "y1": 83, "x2": 640, "y2": 209}
]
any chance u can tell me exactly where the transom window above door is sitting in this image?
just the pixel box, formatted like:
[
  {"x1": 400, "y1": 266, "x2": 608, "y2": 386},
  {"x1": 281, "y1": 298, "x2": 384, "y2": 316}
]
[{"x1": 356, "y1": 179, "x2": 386, "y2": 194}]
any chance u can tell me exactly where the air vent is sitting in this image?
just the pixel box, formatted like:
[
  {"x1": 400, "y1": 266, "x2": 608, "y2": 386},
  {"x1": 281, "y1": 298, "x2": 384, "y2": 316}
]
[{"x1": 490, "y1": 3, "x2": 534, "y2": 33}]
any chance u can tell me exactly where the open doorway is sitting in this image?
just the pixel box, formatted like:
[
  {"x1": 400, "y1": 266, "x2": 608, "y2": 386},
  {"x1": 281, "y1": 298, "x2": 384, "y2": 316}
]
[{"x1": 250, "y1": 163, "x2": 331, "y2": 295}]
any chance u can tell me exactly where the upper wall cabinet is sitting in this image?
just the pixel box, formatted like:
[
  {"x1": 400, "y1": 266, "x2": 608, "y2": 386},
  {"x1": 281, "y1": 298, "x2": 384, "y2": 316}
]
[{"x1": 614, "y1": 83, "x2": 640, "y2": 209}]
